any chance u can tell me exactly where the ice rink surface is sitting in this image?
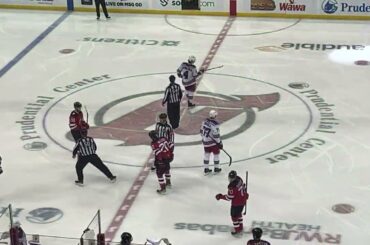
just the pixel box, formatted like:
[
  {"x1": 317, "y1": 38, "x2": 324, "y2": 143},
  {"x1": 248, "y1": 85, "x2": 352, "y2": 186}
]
[{"x1": 0, "y1": 9, "x2": 370, "y2": 245}]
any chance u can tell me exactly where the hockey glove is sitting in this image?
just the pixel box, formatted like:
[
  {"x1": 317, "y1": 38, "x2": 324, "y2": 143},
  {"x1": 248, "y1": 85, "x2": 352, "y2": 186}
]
[
  {"x1": 217, "y1": 142, "x2": 223, "y2": 150},
  {"x1": 0, "y1": 167, "x2": 3, "y2": 174},
  {"x1": 177, "y1": 72, "x2": 182, "y2": 78},
  {"x1": 215, "y1": 193, "x2": 223, "y2": 200},
  {"x1": 81, "y1": 121, "x2": 90, "y2": 129}
]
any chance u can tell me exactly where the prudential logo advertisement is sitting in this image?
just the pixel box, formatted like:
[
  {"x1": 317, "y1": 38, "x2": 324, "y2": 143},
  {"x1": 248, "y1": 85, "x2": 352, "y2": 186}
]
[
  {"x1": 322, "y1": 0, "x2": 370, "y2": 14},
  {"x1": 322, "y1": 0, "x2": 338, "y2": 14}
]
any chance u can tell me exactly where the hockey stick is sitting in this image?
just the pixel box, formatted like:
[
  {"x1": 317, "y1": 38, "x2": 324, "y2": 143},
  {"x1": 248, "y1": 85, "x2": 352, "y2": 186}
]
[
  {"x1": 222, "y1": 148, "x2": 233, "y2": 166},
  {"x1": 209, "y1": 136, "x2": 232, "y2": 166},
  {"x1": 84, "y1": 106, "x2": 89, "y2": 123},
  {"x1": 243, "y1": 171, "x2": 249, "y2": 215},
  {"x1": 205, "y1": 65, "x2": 223, "y2": 72}
]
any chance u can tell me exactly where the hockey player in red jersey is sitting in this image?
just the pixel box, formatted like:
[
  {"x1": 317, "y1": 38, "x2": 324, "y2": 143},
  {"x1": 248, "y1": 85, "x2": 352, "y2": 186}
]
[
  {"x1": 149, "y1": 130, "x2": 174, "y2": 194},
  {"x1": 216, "y1": 170, "x2": 249, "y2": 236},
  {"x1": 247, "y1": 228, "x2": 270, "y2": 245},
  {"x1": 69, "y1": 102, "x2": 89, "y2": 142}
]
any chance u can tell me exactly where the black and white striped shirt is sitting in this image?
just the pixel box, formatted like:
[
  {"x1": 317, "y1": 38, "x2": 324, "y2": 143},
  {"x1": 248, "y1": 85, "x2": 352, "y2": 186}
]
[
  {"x1": 163, "y1": 83, "x2": 182, "y2": 104},
  {"x1": 155, "y1": 122, "x2": 174, "y2": 146},
  {"x1": 73, "y1": 137, "x2": 97, "y2": 157}
]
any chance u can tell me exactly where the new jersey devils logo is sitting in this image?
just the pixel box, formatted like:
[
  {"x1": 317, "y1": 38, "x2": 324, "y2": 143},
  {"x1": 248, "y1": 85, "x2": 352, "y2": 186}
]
[{"x1": 87, "y1": 91, "x2": 280, "y2": 146}]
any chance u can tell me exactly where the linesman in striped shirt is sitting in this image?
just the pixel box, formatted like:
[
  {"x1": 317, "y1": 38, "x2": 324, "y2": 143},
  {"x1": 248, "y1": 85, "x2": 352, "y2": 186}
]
[
  {"x1": 73, "y1": 129, "x2": 116, "y2": 186},
  {"x1": 162, "y1": 75, "x2": 182, "y2": 129},
  {"x1": 155, "y1": 113, "x2": 174, "y2": 150}
]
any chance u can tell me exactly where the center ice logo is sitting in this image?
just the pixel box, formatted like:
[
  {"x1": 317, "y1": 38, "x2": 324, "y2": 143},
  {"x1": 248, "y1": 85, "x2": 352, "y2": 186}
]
[
  {"x1": 322, "y1": 0, "x2": 338, "y2": 14},
  {"x1": 88, "y1": 91, "x2": 279, "y2": 146}
]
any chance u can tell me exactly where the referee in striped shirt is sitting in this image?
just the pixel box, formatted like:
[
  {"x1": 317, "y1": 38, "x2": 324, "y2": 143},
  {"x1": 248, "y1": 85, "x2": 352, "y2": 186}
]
[
  {"x1": 73, "y1": 129, "x2": 116, "y2": 186},
  {"x1": 162, "y1": 75, "x2": 183, "y2": 129},
  {"x1": 151, "y1": 113, "x2": 174, "y2": 171}
]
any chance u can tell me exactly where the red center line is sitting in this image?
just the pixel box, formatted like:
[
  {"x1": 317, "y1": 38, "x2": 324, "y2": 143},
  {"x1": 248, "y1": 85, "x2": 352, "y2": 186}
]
[{"x1": 104, "y1": 16, "x2": 236, "y2": 242}]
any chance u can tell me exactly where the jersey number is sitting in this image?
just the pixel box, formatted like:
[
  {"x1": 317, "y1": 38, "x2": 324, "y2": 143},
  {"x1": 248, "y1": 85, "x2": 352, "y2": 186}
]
[
  {"x1": 183, "y1": 71, "x2": 189, "y2": 80},
  {"x1": 201, "y1": 127, "x2": 211, "y2": 137}
]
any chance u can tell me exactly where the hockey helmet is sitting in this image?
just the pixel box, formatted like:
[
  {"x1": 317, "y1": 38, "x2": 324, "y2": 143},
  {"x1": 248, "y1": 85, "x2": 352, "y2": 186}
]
[
  {"x1": 252, "y1": 227, "x2": 263, "y2": 239},
  {"x1": 13, "y1": 221, "x2": 21, "y2": 227},
  {"x1": 228, "y1": 170, "x2": 237, "y2": 182},
  {"x1": 209, "y1": 110, "x2": 218, "y2": 119},
  {"x1": 120, "y1": 232, "x2": 132, "y2": 245},
  {"x1": 188, "y1": 55, "x2": 196, "y2": 64},
  {"x1": 148, "y1": 130, "x2": 158, "y2": 141},
  {"x1": 80, "y1": 128, "x2": 88, "y2": 137},
  {"x1": 74, "y1": 101, "x2": 82, "y2": 108},
  {"x1": 159, "y1": 113, "x2": 167, "y2": 120},
  {"x1": 169, "y1": 75, "x2": 176, "y2": 83}
]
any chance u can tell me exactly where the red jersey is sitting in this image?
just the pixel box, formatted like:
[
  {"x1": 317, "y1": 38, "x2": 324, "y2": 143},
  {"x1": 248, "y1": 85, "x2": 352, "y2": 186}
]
[
  {"x1": 223, "y1": 176, "x2": 247, "y2": 206},
  {"x1": 151, "y1": 137, "x2": 173, "y2": 162},
  {"x1": 247, "y1": 239, "x2": 270, "y2": 245},
  {"x1": 69, "y1": 110, "x2": 89, "y2": 130}
]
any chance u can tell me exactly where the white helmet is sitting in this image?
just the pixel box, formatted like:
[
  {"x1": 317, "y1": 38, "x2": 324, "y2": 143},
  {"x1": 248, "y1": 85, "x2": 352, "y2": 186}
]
[
  {"x1": 209, "y1": 110, "x2": 217, "y2": 119},
  {"x1": 188, "y1": 56, "x2": 196, "y2": 64},
  {"x1": 13, "y1": 221, "x2": 21, "y2": 227}
]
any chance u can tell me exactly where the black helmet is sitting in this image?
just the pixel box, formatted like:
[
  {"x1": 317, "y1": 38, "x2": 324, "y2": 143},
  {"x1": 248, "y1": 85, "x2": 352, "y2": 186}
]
[
  {"x1": 169, "y1": 75, "x2": 176, "y2": 83},
  {"x1": 74, "y1": 101, "x2": 82, "y2": 108},
  {"x1": 252, "y1": 227, "x2": 263, "y2": 239},
  {"x1": 80, "y1": 129, "x2": 88, "y2": 137},
  {"x1": 120, "y1": 232, "x2": 132, "y2": 245},
  {"x1": 159, "y1": 113, "x2": 167, "y2": 120},
  {"x1": 228, "y1": 170, "x2": 237, "y2": 182},
  {"x1": 148, "y1": 130, "x2": 158, "y2": 141}
]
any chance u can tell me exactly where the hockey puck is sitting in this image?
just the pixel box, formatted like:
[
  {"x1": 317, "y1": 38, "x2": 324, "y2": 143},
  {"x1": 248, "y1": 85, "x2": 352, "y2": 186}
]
[
  {"x1": 59, "y1": 48, "x2": 75, "y2": 54},
  {"x1": 288, "y1": 82, "x2": 309, "y2": 89},
  {"x1": 354, "y1": 60, "x2": 369, "y2": 66},
  {"x1": 331, "y1": 203, "x2": 355, "y2": 214}
]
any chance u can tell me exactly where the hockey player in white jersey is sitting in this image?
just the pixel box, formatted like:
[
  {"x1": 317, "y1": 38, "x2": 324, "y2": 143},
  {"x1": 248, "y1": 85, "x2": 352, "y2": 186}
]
[
  {"x1": 200, "y1": 109, "x2": 222, "y2": 175},
  {"x1": 177, "y1": 56, "x2": 204, "y2": 107}
]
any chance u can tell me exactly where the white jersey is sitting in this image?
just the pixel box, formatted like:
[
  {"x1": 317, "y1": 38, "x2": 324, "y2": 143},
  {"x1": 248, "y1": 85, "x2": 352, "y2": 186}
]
[
  {"x1": 177, "y1": 62, "x2": 198, "y2": 87},
  {"x1": 200, "y1": 118, "x2": 221, "y2": 147}
]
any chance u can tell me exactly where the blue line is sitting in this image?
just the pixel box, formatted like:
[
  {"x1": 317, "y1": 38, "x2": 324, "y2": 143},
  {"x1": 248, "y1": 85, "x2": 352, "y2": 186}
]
[{"x1": 0, "y1": 11, "x2": 70, "y2": 79}]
